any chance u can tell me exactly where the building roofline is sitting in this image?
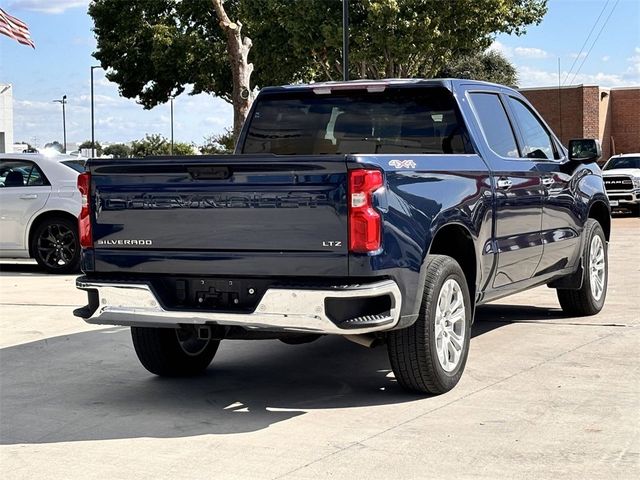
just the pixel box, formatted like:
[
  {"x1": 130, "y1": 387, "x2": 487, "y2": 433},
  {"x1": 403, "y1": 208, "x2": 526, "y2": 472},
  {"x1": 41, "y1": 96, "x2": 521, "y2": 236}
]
[{"x1": 519, "y1": 84, "x2": 639, "y2": 92}]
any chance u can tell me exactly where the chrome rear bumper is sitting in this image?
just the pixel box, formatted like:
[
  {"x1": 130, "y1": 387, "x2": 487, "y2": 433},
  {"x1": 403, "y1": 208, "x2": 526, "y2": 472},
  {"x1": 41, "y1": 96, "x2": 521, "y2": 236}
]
[{"x1": 75, "y1": 279, "x2": 402, "y2": 335}]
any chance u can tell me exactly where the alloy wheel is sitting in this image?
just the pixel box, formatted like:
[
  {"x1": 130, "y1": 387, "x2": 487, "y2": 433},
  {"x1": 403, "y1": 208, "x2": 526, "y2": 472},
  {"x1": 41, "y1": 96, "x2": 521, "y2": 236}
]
[
  {"x1": 36, "y1": 223, "x2": 77, "y2": 270},
  {"x1": 589, "y1": 235, "x2": 606, "y2": 301},
  {"x1": 434, "y1": 278, "x2": 466, "y2": 373}
]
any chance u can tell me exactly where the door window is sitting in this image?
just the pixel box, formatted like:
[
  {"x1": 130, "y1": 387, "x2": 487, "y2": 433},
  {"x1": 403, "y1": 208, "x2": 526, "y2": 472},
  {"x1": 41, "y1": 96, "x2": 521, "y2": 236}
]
[
  {"x1": 507, "y1": 97, "x2": 556, "y2": 160},
  {"x1": 469, "y1": 93, "x2": 519, "y2": 158},
  {"x1": 0, "y1": 160, "x2": 48, "y2": 187}
]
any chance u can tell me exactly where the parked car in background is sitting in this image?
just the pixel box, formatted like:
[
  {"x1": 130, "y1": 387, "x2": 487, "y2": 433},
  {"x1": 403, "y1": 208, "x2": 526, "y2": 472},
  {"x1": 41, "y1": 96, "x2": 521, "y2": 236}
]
[
  {"x1": 602, "y1": 153, "x2": 640, "y2": 215},
  {"x1": 75, "y1": 79, "x2": 610, "y2": 394},
  {"x1": 0, "y1": 153, "x2": 85, "y2": 273}
]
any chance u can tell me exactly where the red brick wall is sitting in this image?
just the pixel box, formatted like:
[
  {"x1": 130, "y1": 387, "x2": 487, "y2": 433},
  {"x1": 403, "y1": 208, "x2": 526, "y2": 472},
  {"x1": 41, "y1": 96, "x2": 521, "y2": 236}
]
[
  {"x1": 521, "y1": 86, "x2": 585, "y2": 147},
  {"x1": 610, "y1": 89, "x2": 640, "y2": 156},
  {"x1": 581, "y1": 86, "x2": 600, "y2": 140},
  {"x1": 521, "y1": 85, "x2": 640, "y2": 161}
]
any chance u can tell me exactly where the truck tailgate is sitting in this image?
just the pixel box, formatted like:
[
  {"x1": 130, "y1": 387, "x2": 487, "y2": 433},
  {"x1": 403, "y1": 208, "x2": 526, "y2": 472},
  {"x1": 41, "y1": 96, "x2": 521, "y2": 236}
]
[{"x1": 88, "y1": 155, "x2": 348, "y2": 270}]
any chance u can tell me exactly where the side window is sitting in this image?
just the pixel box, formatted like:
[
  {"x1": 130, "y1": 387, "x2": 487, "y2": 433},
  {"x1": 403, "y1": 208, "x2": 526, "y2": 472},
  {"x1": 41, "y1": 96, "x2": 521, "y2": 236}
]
[
  {"x1": 469, "y1": 93, "x2": 519, "y2": 158},
  {"x1": 0, "y1": 160, "x2": 47, "y2": 188},
  {"x1": 26, "y1": 164, "x2": 46, "y2": 186},
  {"x1": 507, "y1": 97, "x2": 556, "y2": 160}
]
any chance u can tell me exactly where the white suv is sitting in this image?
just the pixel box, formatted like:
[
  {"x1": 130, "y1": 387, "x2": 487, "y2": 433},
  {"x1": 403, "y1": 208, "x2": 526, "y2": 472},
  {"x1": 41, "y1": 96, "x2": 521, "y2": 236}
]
[
  {"x1": 602, "y1": 153, "x2": 640, "y2": 215},
  {"x1": 0, "y1": 153, "x2": 84, "y2": 273}
]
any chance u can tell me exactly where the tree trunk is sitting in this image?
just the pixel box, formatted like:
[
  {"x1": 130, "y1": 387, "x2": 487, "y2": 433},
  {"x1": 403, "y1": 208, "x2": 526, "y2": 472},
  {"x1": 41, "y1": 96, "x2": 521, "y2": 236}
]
[{"x1": 211, "y1": 0, "x2": 254, "y2": 141}]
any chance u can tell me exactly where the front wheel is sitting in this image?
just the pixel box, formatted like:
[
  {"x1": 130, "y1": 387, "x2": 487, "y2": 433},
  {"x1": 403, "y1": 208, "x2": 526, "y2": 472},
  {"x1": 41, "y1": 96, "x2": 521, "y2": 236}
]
[
  {"x1": 556, "y1": 219, "x2": 608, "y2": 316},
  {"x1": 131, "y1": 326, "x2": 220, "y2": 376},
  {"x1": 387, "y1": 255, "x2": 472, "y2": 395}
]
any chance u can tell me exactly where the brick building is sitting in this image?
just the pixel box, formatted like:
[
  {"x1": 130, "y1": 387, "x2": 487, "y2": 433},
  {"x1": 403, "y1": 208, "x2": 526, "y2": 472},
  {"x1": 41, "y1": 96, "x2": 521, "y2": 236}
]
[{"x1": 520, "y1": 85, "x2": 640, "y2": 161}]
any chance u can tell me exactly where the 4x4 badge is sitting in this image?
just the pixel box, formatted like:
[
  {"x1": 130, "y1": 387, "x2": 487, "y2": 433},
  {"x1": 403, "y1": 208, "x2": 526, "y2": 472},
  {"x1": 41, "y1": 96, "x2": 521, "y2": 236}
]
[{"x1": 389, "y1": 159, "x2": 416, "y2": 169}]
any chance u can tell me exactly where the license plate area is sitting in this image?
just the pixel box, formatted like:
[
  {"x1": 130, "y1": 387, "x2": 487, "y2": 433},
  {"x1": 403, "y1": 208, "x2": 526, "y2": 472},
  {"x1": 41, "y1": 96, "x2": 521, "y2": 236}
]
[
  {"x1": 609, "y1": 200, "x2": 619, "y2": 206},
  {"x1": 151, "y1": 278, "x2": 274, "y2": 312}
]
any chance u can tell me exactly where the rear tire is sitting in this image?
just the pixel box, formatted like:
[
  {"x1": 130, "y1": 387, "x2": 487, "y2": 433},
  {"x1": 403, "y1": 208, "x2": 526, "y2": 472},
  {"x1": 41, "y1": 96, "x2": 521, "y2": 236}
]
[
  {"x1": 131, "y1": 326, "x2": 220, "y2": 376},
  {"x1": 31, "y1": 216, "x2": 80, "y2": 274},
  {"x1": 556, "y1": 219, "x2": 608, "y2": 316},
  {"x1": 387, "y1": 255, "x2": 472, "y2": 395}
]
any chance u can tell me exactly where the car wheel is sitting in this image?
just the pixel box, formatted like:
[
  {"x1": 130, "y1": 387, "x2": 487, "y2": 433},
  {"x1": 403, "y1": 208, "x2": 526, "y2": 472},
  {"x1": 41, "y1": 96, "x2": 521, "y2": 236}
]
[
  {"x1": 556, "y1": 218, "x2": 608, "y2": 316},
  {"x1": 387, "y1": 255, "x2": 472, "y2": 394},
  {"x1": 131, "y1": 326, "x2": 220, "y2": 377},
  {"x1": 31, "y1": 216, "x2": 80, "y2": 274}
]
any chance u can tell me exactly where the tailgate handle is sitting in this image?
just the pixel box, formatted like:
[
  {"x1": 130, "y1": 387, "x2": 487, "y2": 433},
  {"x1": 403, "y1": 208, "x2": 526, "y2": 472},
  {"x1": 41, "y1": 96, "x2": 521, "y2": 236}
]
[{"x1": 188, "y1": 166, "x2": 231, "y2": 180}]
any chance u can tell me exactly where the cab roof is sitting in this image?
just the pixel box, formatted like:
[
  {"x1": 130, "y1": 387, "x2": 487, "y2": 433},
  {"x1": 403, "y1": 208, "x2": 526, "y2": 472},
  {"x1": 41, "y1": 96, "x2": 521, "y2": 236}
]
[{"x1": 259, "y1": 78, "x2": 518, "y2": 95}]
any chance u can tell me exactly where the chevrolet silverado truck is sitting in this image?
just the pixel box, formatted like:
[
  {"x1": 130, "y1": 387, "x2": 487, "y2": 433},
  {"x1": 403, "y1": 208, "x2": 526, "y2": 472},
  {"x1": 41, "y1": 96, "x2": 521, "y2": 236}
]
[{"x1": 74, "y1": 79, "x2": 611, "y2": 394}]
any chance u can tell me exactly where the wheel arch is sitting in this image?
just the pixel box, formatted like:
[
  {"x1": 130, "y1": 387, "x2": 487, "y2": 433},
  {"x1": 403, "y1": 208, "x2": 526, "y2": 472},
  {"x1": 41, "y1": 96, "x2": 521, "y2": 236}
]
[
  {"x1": 27, "y1": 209, "x2": 78, "y2": 257},
  {"x1": 427, "y1": 222, "x2": 478, "y2": 304},
  {"x1": 588, "y1": 200, "x2": 611, "y2": 241}
]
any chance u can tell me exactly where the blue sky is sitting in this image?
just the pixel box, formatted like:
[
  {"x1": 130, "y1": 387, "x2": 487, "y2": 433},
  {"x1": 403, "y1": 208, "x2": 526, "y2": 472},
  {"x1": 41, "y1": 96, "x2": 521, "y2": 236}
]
[{"x1": 1, "y1": 0, "x2": 639, "y2": 147}]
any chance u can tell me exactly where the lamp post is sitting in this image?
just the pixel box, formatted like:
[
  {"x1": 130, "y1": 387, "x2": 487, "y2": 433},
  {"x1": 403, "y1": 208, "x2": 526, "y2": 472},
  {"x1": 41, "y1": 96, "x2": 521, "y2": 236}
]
[
  {"x1": 342, "y1": 0, "x2": 349, "y2": 81},
  {"x1": 91, "y1": 65, "x2": 102, "y2": 157},
  {"x1": 170, "y1": 96, "x2": 174, "y2": 155},
  {"x1": 52, "y1": 95, "x2": 67, "y2": 153}
]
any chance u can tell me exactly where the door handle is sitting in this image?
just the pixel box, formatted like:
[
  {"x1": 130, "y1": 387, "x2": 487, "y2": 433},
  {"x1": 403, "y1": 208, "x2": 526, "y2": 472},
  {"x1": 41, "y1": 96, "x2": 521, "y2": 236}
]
[
  {"x1": 541, "y1": 177, "x2": 554, "y2": 187},
  {"x1": 496, "y1": 178, "x2": 513, "y2": 190},
  {"x1": 19, "y1": 194, "x2": 38, "y2": 200}
]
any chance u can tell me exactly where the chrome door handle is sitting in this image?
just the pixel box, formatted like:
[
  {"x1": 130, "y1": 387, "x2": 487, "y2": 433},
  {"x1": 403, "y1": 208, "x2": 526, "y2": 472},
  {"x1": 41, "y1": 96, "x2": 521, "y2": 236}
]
[
  {"x1": 496, "y1": 178, "x2": 513, "y2": 190},
  {"x1": 542, "y1": 177, "x2": 554, "y2": 186},
  {"x1": 19, "y1": 194, "x2": 38, "y2": 200}
]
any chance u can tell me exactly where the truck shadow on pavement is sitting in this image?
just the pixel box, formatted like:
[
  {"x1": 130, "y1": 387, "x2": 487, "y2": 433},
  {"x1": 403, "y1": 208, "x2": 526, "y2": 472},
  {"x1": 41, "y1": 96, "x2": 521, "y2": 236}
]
[{"x1": 0, "y1": 305, "x2": 554, "y2": 445}]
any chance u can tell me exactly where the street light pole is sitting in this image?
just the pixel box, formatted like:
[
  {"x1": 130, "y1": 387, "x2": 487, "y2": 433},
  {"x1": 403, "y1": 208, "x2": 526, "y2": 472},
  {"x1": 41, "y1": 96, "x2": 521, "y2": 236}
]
[
  {"x1": 342, "y1": 0, "x2": 349, "y2": 81},
  {"x1": 53, "y1": 95, "x2": 67, "y2": 153},
  {"x1": 91, "y1": 66, "x2": 101, "y2": 158},
  {"x1": 170, "y1": 96, "x2": 174, "y2": 155}
]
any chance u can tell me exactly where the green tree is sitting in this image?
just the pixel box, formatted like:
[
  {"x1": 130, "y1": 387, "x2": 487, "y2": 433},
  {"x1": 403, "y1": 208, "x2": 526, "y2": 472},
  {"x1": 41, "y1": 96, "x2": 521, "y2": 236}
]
[
  {"x1": 89, "y1": 0, "x2": 547, "y2": 134},
  {"x1": 78, "y1": 140, "x2": 103, "y2": 156},
  {"x1": 130, "y1": 134, "x2": 195, "y2": 156},
  {"x1": 131, "y1": 134, "x2": 171, "y2": 156},
  {"x1": 200, "y1": 128, "x2": 235, "y2": 154},
  {"x1": 173, "y1": 142, "x2": 197, "y2": 155},
  {"x1": 437, "y1": 50, "x2": 518, "y2": 87},
  {"x1": 103, "y1": 143, "x2": 131, "y2": 158}
]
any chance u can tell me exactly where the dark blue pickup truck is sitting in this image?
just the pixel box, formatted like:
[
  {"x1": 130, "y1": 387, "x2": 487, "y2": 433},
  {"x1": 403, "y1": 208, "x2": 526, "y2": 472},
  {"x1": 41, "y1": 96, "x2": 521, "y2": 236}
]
[{"x1": 75, "y1": 79, "x2": 610, "y2": 394}]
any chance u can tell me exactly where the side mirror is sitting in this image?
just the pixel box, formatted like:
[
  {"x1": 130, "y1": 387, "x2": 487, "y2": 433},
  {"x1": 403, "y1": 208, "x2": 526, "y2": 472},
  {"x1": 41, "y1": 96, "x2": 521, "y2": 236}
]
[{"x1": 568, "y1": 139, "x2": 602, "y2": 163}]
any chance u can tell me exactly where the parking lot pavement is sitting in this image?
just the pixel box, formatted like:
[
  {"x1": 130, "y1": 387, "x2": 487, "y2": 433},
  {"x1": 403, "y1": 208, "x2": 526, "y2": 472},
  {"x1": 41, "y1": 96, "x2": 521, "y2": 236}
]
[{"x1": 0, "y1": 217, "x2": 638, "y2": 480}]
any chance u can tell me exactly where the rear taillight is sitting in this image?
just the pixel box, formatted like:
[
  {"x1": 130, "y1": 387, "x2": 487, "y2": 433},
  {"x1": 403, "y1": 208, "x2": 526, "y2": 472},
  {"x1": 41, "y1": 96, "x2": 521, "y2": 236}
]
[
  {"x1": 77, "y1": 172, "x2": 92, "y2": 248},
  {"x1": 348, "y1": 169, "x2": 383, "y2": 253}
]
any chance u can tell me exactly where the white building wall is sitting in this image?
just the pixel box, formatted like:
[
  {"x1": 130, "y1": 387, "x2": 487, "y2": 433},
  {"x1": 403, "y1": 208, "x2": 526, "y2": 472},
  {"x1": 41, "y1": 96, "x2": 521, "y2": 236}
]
[{"x1": 0, "y1": 84, "x2": 14, "y2": 153}]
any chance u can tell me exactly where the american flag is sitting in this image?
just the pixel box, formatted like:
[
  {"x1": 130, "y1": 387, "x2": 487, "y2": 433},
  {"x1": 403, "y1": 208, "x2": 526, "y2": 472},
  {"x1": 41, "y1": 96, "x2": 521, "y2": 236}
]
[{"x1": 0, "y1": 8, "x2": 35, "y2": 49}]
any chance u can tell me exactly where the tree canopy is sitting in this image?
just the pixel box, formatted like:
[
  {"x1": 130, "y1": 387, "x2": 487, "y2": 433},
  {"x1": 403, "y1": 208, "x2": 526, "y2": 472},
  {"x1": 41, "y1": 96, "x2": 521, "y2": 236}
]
[
  {"x1": 200, "y1": 129, "x2": 235, "y2": 154},
  {"x1": 437, "y1": 50, "x2": 518, "y2": 87},
  {"x1": 103, "y1": 143, "x2": 131, "y2": 158},
  {"x1": 130, "y1": 134, "x2": 195, "y2": 156},
  {"x1": 90, "y1": 0, "x2": 546, "y2": 107},
  {"x1": 78, "y1": 140, "x2": 102, "y2": 156}
]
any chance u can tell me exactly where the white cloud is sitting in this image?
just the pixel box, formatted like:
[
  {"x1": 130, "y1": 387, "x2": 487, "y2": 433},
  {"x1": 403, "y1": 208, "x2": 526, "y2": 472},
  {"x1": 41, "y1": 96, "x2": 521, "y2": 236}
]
[
  {"x1": 601, "y1": 56, "x2": 610, "y2": 62},
  {"x1": 513, "y1": 47, "x2": 549, "y2": 59},
  {"x1": 13, "y1": 90, "x2": 233, "y2": 147},
  {"x1": 488, "y1": 42, "x2": 549, "y2": 60},
  {"x1": 487, "y1": 41, "x2": 513, "y2": 58},
  {"x1": 626, "y1": 47, "x2": 640, "y2": 76},
  {"x1": 570, "y1": 52, "x2": 588, "y2": 59},
  {"x1": 7, "y1": 0, "x2": 88, "y2": 14},
  {"x1": 517, "y1": 65, "x2": 638, "y2": 89}
]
